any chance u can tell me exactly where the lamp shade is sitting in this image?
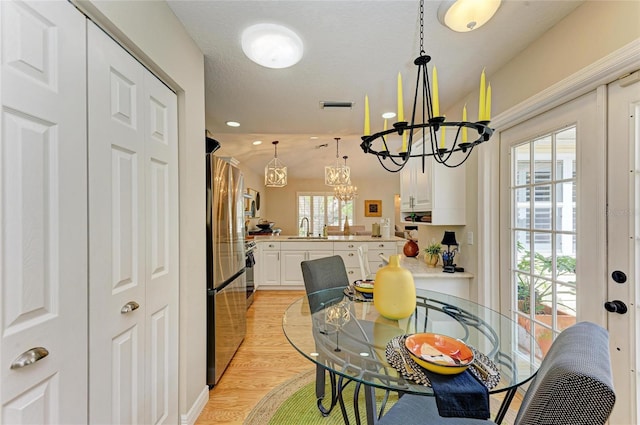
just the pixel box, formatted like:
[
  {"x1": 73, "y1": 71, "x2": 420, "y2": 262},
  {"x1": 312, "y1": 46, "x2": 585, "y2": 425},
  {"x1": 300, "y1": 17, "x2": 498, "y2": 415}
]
[{"x1": 441, "y1": 231, "x2": 458, "y2": 247}]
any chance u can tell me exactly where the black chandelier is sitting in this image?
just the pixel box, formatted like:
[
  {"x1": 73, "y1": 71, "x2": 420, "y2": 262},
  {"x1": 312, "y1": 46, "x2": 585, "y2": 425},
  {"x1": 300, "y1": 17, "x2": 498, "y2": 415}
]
[{"x1": 360, "y1": 0, "x2": 494, "y2": 171}]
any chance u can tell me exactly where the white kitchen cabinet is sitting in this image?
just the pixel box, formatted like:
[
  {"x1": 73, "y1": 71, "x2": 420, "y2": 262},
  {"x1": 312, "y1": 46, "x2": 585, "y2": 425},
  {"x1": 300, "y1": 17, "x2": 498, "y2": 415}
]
[
  {"x1": 281, "y1": 242, "x2": 333, "y2": 286},
  {"x1": 333, "y1": 241, "x2": 362, "y2": 280},
  {"x1": 257, "y1": 242, "x2": 281, "y2": 286},
  {"x1": 366, "y1": 241, "x2": 399, "y2": 275},
  {"x1": 400, "y1": 140, "x2": 466, "y2": 225},
  {"x1": 400, "y1": 141, "x2": 433, "y2": 212}
]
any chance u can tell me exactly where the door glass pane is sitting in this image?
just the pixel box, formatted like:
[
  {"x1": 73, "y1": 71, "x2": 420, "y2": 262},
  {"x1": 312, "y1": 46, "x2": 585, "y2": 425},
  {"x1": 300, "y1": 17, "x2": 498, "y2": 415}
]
[
  {"x1": 515, "y1": 188, "x2": 530, "y2": 228},
  {"x1": 514, "y1": 144, "x2": 530, "y2": 186},
  {"x1": 555, "y1": 181, "x2": 576, "y2": 232},
  {"x1": 533, "y1": 137, "x2": 552, "y2": 183},
  {"x1": 511, "y1": 126, "x2": 577, "y2": 357}
]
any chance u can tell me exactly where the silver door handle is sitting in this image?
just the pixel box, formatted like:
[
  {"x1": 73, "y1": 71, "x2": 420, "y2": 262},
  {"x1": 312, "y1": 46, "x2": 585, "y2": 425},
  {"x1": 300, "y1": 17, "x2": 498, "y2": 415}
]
[
  {"x1": 11, "y1": 347, "x2": 49, "y2": 369},
  {"x1": 121, "y1": 301, "x2": 140, "y2": 314}
]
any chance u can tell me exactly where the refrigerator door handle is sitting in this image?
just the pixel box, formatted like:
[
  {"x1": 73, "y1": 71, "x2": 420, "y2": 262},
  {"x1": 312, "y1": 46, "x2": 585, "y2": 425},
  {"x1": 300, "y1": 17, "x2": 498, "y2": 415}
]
[{"x1": 215, "y1": 268, "x2": 246, "y2": 293}]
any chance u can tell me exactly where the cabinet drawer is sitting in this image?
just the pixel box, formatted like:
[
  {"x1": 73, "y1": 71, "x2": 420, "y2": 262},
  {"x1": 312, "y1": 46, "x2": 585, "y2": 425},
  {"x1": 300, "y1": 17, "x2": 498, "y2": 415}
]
[
  {"x1": 367, "y1": 248, "x2": 396, "y2": 262},
  {"x1": 333, "y1": 241, "x2": 359, "y2": 251},
  {"x1": 336, "y1": 251, "x2": 360, "y2": 268},
  {"x1": 345, "y1": 267, "x2": 360, "y2": 280},
  {"x1": 260, "y1": 241, "x2": 280, "y2": 251},
  {"x1": 366, "y1": 241, "x2": 396, "y2": 250},
  {"x1": 280, "y1": 241, "x2": 334, "y2": 251}
]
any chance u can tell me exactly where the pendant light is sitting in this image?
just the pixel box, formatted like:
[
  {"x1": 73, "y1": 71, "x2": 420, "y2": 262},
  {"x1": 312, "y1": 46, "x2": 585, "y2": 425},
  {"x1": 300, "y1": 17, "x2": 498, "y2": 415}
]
[
  {"x1": 265, "y1": 141, "x2": 287, "y2": 187},
  {"x1": 325, "y1": 137, "x2": 350, "y2": 186}
]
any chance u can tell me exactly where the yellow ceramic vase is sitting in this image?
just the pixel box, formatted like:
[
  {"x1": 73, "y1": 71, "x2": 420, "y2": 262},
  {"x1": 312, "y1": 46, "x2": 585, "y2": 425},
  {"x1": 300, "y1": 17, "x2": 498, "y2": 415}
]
[{"x1": 373, "y1": 254, "x2": 416, "y2": 320}]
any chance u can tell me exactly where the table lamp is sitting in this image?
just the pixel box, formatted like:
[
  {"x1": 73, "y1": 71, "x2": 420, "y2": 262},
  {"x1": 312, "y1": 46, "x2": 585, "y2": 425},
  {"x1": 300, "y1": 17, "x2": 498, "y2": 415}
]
[{"x1": 441, "y1": 231, "x2": 458, "y2": 272}]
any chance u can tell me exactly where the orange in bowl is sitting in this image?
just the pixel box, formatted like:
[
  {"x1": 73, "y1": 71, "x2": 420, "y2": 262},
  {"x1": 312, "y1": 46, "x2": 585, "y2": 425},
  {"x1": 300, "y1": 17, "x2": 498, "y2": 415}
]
[
  {"x1": 353, "y1": 279, "x2": 375, "y2": 294},
  {"x1": 404, "y1": 333, "x2": 474, "y2": 375}
]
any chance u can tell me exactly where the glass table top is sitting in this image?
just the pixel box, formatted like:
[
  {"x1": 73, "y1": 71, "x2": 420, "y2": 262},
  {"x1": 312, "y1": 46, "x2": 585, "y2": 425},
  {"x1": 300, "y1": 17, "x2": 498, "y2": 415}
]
[{"x1": 282, "y1": 287, "x2": 542, "y2": 396}]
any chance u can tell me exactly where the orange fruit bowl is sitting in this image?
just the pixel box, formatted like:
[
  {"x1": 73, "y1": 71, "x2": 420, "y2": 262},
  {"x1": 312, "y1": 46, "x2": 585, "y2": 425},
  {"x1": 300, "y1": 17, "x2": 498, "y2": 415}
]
[{"x1": 404, "y1": 333, "x2": 474, "y2": 375}]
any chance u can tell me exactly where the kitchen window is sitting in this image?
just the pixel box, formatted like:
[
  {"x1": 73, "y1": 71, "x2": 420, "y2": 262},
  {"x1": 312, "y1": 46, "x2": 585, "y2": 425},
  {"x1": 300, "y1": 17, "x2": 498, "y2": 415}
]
[{"x1": 297, "y1": 192, "x2": 354, "y2": 236}]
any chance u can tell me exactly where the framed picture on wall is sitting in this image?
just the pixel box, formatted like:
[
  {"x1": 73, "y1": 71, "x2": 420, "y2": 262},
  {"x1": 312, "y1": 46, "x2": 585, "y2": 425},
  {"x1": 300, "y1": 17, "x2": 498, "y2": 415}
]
[{"x1": 364, "y1": 200, "x2": 382, "y2": 217}]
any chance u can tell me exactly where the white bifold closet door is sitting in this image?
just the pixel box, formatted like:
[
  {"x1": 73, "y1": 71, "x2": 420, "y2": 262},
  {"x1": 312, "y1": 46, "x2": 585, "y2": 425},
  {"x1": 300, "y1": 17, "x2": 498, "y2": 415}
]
[
  {"x1": 87, "y1": 22, "x2": 179, "y2": 424},
  {"x1": 0, "y1": 1, "x2": 88, "y2": 423}
]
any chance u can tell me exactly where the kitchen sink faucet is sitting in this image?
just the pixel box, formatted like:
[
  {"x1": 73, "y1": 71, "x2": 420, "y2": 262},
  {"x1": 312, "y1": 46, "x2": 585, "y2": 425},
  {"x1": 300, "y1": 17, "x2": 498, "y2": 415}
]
[{"x1": 300, "y1": 217, "x2": 310, "y2": 237}]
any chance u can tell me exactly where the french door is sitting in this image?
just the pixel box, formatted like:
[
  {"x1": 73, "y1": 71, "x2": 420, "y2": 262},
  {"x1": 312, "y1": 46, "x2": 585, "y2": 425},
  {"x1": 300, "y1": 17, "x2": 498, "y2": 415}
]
[{"x1": 501, "y1": 80, "x2": 638, "y2": 424}]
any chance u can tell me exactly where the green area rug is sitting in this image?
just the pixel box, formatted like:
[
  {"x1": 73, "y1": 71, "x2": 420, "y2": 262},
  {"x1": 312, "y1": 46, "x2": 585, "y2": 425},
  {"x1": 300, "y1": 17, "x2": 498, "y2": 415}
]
[{"x1": 244, "y1": 369, "x2": 517, "y2": 424}]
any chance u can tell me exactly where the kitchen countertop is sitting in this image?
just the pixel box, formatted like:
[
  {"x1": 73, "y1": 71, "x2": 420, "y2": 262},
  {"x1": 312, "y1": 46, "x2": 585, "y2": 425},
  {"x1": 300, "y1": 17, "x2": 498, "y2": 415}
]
[
  {"x1": 252, "y1": 235, "x2": 405, "y2": 242},
  {"x1": 396, "y1": 255, "x2": 474, "y2": 279}
]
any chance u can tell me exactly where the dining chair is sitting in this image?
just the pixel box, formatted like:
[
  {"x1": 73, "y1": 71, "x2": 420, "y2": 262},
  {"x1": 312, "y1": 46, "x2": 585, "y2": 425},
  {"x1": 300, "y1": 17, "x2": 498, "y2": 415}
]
[
  {"x1": 377, "y1": 321, "x2": 615, "y2": 425},
  {"x1": 357, "y1": 244, "x2": 373, "y2": 281},
  {"x1": 300, "y1": 255, "x2": 351, "y2": 416}
]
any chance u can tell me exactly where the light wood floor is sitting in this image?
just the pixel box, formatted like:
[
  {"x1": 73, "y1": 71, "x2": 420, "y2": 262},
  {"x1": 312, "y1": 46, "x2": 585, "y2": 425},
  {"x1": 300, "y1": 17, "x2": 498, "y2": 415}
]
[
  {"x1": 195, "y1": 290, "x2": 522, "y2": 424},
  {"x1": 196, "y1": 290, "x2": 310, "y2": 424}
]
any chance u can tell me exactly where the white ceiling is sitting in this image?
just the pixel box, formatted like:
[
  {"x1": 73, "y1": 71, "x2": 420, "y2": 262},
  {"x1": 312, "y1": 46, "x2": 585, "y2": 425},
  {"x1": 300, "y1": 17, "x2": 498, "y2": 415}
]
[{"x1": 167, "y1": 0, "x2": 583, "y2": 181}]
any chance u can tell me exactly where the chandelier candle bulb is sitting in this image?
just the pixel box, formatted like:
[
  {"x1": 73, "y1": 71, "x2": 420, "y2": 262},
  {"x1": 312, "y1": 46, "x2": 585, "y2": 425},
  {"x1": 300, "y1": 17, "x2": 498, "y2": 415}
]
[
  {"x1": 398, "y1": 72, "x2": 407, "y2": 152},
  {"x1": 440, "y1": 126, "x2": 446, "y2": 149},
  {"x1": 364, "y1": 95, "x2": 371, "y2": 135},
  {"x1": 397, "y1": 72, "x2": 404, "y2": 122},
  {"x1": 478, "y1": 68, "x2": 486, "y2": 121},
  {"x1": 486, "y1": 84, "x2": 492, "y2": 121},
  {"x1": 432, "y1": 66, "x2": 440, "y2": 116},
  {"x1": 381, "y1": 119, "x2": 388, "y2": 152},
  {"x1": 462, "y1": 104, "x2": 468, "y2": 142}
]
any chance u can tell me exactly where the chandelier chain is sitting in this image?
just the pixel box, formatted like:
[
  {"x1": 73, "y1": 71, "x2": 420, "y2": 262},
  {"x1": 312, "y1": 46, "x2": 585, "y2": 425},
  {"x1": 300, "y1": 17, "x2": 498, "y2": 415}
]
[{"x1": 419, "y1": 0, "x2": 424, "y2": 54}]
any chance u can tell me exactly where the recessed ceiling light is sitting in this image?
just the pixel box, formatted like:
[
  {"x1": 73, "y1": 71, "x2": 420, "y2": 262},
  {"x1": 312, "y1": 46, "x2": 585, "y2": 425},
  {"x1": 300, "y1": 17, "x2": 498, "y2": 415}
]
[
  {"x1": 226, "y1": 121, "x2": 240, "y2": 127},
  {"x1": 310, "y1": 136, "x2": 318, "y2": 140},
  {"x1": 382, "y1": 112, "x2": 396, "y2": 119},
  {"x1": 252, "y1": 140, "x2": 262, "y2": 145},
  {"x1": 241, "y1": 23, "x2": 304, "y2": 69}
]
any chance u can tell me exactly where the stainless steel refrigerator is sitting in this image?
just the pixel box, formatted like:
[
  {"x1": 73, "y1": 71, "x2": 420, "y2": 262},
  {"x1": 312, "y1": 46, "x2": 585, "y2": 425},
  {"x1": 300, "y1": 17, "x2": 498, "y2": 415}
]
[{"x1": 206, "y1": 155, "x2": 247, "y2": 386}]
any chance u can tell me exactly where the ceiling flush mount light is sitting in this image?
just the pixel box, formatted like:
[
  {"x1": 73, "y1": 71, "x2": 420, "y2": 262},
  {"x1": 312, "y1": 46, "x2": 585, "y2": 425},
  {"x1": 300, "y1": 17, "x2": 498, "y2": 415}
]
[
  {"x1": 226, "y1": 121, "x2": 240, "y2": 127},
  {"x1": 334, "y1": 156, "x2": 358, "y2": 201},
  {"x1": 438, "y1": 0, "x2": 502, "y2": 32},
  {"x1": 265, "y1": 141, "x2": 287, "y2": 187},
  {"x1": 361, "y1": 0, "x2": 494, "y2": 171},
  {"x1": 325, "y1": 137, "x2": 350, "y2": 186},
  {"x1": 241, "y1": 23, "x2": 303, "y2": 69}
]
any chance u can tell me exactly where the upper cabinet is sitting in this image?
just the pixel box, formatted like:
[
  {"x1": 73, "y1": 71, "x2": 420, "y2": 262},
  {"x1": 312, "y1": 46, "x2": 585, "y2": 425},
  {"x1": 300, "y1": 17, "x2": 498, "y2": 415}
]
[{"x1": 400, "y1": 140, "x2": 466, "y2": 225}]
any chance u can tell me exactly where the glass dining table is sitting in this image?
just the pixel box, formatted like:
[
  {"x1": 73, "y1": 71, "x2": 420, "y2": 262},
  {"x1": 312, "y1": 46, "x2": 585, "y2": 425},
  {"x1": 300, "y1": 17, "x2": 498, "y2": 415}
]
[{"x1": 282, "y1": 287, "x2": 542, "y2": 425}]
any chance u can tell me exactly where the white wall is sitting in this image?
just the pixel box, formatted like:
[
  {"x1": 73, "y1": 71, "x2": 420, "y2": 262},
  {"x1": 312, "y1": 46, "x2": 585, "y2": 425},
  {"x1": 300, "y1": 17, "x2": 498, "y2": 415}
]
[
  {"x1": 435, "y1": 0, "x2": 640, "y2": 301},
  {"x1": 262, "y1": 177, "x2": 399, "y2": 236},
  {"x1": 74, "y1": 0, "x2": 207, "y2": 420}
]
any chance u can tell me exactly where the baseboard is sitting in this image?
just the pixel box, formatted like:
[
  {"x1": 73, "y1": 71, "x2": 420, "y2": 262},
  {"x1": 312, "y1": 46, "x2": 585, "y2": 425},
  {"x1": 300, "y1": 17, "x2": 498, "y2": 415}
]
[{"x1": 180, "y1": 385, "x2": 209, "y2": 425}]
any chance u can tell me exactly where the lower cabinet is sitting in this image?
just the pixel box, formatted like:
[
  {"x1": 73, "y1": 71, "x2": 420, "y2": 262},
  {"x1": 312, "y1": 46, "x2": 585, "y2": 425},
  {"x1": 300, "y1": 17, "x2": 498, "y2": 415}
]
[
  {"x1": 366, "y1": 241, "x2": 400, "y2": 275},
  {"x1": 281, "y1": 242, "x2": 333, "y2": 286},
  {"x1": 333, "y1": 242, "x2": 361, "y2": 280},
  {"x1": 255, "y1": 240, "x2": 401, "y2": 288},
  {"x1": 257, "y1": 242, "x2": 281, "y2": 287}
]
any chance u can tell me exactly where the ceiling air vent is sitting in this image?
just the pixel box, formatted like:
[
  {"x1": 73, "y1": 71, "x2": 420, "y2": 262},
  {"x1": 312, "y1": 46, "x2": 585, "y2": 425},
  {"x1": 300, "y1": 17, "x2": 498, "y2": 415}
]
[{"x1": 319, "y1": 101, "x2": 354, "y2": 109}]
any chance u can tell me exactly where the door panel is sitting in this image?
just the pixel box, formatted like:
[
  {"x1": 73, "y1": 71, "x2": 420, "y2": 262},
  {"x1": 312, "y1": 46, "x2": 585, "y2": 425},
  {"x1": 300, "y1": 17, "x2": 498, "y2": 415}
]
[
  {"x1": 1, "y1": 1, "x2": 87, "y2": 423},
  {"x1": 88, "y1": 22, "x2": 146, "y2": 424},
  {"x1": 143, "y1": 69, "x2": 178, "y2": 424}
]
